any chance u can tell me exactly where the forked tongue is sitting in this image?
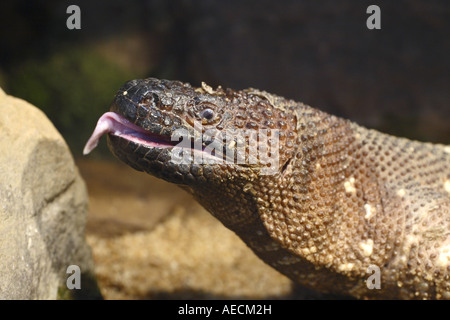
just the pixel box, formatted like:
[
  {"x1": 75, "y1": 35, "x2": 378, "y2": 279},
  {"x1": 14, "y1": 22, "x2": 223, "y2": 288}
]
[{"x1": 83, "y1": 112, "x2": 145, "y2": 155}]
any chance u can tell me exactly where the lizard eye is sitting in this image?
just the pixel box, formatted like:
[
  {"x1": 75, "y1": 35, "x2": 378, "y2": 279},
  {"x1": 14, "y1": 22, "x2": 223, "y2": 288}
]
[{"x1": 200, "y1": 108, "x2": 215, "y2": 121}]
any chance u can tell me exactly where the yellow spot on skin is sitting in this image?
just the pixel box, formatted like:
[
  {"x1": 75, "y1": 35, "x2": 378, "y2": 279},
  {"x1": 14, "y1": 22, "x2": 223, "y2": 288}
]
[
  {"x1": 301, "y1": 247, "x2": 317, "y2": 255},
  {"x1": 399, "y1": 255, "x2": 408, "y2": 265},
  {"x1": 326, "y1": 254, "x2": 334, "y2": 264},
  {"x1": 364, "y1": 204, "x2": 373, "y2": 220},
  {"x1": 444, "y1": 180, "x2": 450, "y2": 193},
  {"x1": 344, "y1": 177, "x2": 356, "y2": 194},
  {"x1": 437, "y1": 245, "x2": 450, "y2": 268},
  {"x1": 425, "y1": 274, "x2": 433, "y2": 282},
  {"x1": 404, "y1": 235, "x2": 418, "y2": 249},
  {"x1": 359, "y1": 239, "x2": 374, "y2": 257},
  {"x1": 201, "y1": 82, "x2": 214, "y2": 94},
  {"x1": 338, "y1": 263, "x2": 354, "y2": 272},
  {"x1": 397, "y1": 189, "x2": 406, "y2": 197},
  {"x1": 301, "y1": 248, "x2": 311, "y2": 256}
]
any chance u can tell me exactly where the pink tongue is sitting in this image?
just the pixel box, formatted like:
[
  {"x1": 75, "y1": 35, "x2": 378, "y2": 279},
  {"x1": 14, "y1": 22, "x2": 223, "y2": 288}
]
[
  {"x1": 84, "y1": 112, "x2": 129, "y2": 155},
  {"x1": 83, "y1": 112, "x2": 152, "y2": 155}
]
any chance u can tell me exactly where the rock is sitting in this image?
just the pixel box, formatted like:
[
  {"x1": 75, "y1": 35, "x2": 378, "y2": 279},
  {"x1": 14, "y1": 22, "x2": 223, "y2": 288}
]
[{"x1": 0, "y1": 88, "x2": 101, "y2": 299}]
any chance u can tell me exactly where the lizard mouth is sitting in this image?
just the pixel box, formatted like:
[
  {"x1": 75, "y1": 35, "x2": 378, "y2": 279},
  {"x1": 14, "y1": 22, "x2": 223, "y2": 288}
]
[
  {"x1": 83, "y1": 112, "x2": 178, "y2": 155},
  {"x1": 83, "y1": 112, "x2": 223, "y2": 159}
]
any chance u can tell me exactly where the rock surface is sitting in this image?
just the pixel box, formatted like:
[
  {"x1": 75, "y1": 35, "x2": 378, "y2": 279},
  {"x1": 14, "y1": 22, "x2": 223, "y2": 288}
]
[{"x1": 0, "y1": 88, "x2": 100, "y2": 299}]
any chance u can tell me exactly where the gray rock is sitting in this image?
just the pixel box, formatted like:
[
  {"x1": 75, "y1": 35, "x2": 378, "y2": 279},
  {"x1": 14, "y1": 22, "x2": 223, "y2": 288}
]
[{"x1": 0, "y1": 88, "x2": 101, "y2": 299}]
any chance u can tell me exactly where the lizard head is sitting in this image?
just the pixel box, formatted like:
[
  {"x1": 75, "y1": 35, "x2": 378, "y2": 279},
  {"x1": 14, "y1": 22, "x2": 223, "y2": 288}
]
[{"x1": 84, "y1": 78, "x2": 298, "y2": 226}]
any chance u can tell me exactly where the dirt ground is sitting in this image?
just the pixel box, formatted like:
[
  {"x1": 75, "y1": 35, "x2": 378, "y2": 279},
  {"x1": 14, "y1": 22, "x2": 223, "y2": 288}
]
[{"x1": 77, "y1": 158, "x2": 318, "y2": 300}]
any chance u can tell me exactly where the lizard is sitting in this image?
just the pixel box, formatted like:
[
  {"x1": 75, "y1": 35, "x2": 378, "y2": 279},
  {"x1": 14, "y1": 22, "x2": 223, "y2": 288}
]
[{"x1": 84, "y1": 78, "x2": 450, "y2": 299}]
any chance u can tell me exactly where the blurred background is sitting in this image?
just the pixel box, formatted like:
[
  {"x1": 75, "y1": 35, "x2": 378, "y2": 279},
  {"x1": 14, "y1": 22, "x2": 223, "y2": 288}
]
[
  {"x1": 1, "y1": 0, "x2": 449, "y2": 153},
  {"x1": 0, "y1": 0, "x2": 448, "y2": 299}
]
